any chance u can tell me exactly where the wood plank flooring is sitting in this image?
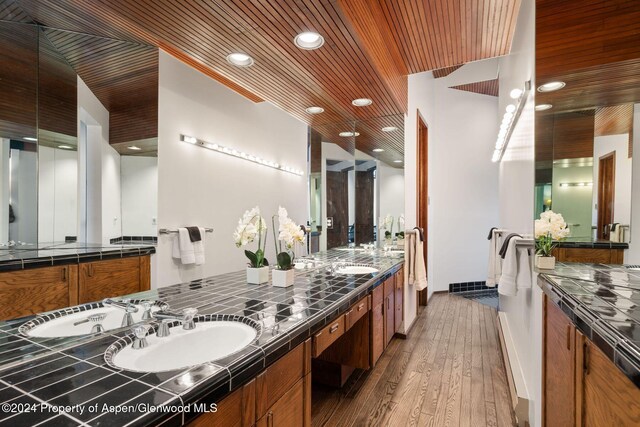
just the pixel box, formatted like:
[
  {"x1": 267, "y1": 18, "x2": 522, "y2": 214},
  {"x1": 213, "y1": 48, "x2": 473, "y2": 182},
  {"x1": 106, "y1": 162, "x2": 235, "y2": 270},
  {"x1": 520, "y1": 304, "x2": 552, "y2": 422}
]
[{"x1": 311, "y1": 293, "x2": 515, "y2": 427}]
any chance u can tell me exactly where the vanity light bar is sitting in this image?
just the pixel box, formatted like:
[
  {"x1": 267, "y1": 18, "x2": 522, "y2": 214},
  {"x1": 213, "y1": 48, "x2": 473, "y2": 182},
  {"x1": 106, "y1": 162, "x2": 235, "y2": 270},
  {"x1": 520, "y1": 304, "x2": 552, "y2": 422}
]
[
  {"x1": 180, "y1": 135, "x2": 304, "y2": 176},
  {"x1": 559, "y1": 182, "x2": 593, "y2": 188},
  {"x1": 492, "y1": 80, "x2": 532, "y2": 163}
]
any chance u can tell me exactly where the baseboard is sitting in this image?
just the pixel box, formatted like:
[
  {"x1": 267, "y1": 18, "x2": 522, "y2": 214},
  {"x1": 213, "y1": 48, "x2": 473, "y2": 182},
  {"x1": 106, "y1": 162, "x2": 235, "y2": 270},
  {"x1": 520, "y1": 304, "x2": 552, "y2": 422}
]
[{"x1": 497, "y1": 312, "x2": 530, "y2": 427}]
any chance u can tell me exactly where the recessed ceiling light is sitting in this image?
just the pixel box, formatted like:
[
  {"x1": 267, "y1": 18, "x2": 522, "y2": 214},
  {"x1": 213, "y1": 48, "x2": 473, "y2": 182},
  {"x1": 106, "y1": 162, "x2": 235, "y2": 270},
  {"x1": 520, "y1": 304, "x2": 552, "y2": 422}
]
[
  {"x1": 509, "y1": 88, "x2": 523, "y2": 99},
  {"x1": 23, "y1": 137, "x2": 37, "y2": 142},
  {"x1": 128, "y1": 145, "x2": 141, "y2": 151},
  {"x1": 226, "y1": 52, "x2": 254, "y2": 67},
  {"x1": 537, "y1": 81, "x2": 565, "y2": 92},
  {"x1": 393, "y1": 159, "x2": 403, "y2": 163},
  {"x1": 58, "y1": 145, "x2": 72, "y2": 150},
  {"x1": 381, "y1": 126, "x2": 398, "y2": 132},
  {"x1": 339, "y1": 131, "x2": 360, "y2": 137},
  {"x1": 372, "y1": 148, "x2": 385, "y2": 152},
  {"x1": 294, "y1": 32, "x2": 325, "y2": 50},
  {"x1": 535, "y1": 104, "x2": 553, "y2": 111},
  {"x1": 352, "y1": 98, "x2": 373, "y2": 107},
  {"x1": 305, "y1": 106, "x2": 324, "y2": 114}
]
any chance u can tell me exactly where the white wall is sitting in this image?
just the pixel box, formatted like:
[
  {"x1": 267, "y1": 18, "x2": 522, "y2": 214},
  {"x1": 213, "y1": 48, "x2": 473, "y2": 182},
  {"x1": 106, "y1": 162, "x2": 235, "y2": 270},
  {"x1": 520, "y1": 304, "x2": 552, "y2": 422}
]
[
  {"x1": 406, "y1": 59, "x2": 500, "y2": 334},
  {"x1": 101, "y1": 145, "x2": 121, "y2": 244},
  {"x1": 378, "y1": 162, "x2": 404, "y2": 230},
  {"x1": 121, "y1": 156, "x2": 158, "y2": 236},
  {"x1": 494, "y1": 0, "x2": 542, "y2": 425},
  {"x1": 38, "y1": 146, "x2": 78, "y2": 243},
  {"x1": 157, "y1": 51, "x2": 308, "y2": 287},
  {"x1": 9, "y1": 148, "x2": 37, "y2": 243},
  {"x1": 629, "y1": 103, "x2": 640, "y2": 262},
  {"x1": 592, "y1": 134, "x2": 633, "y2": 231},
  {"x1": 553, "y1": 165, "x2": 593, "y2": 238}
]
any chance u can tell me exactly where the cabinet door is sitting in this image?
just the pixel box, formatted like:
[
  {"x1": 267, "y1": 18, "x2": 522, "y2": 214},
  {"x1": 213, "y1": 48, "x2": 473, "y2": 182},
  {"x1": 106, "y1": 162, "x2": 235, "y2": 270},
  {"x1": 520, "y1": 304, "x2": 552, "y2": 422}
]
[
  {"x1": 394, "y1": 269, "x2": 403, "y2": 333},
  {"x1": 256, "y1": 379, "x2": 304, "y2": 427},
  {"x1": 582, "y1": 341, "x2": 640, "y2": 427},
  {"x1": 370, "y1": 287, "x2": 384, "y2": 367},
  {"x1": 79, "y1": 257, "x2": 140, "y2": 303},
  {"x1": 0, "y1": 265, "x2": 78, "y2": 320},
  {"x1": 384, "y1": 292, "x2": 395, "y2": 347},
  {"x1": 544, "y1": 297, "x2": 575, "y2": 427}
]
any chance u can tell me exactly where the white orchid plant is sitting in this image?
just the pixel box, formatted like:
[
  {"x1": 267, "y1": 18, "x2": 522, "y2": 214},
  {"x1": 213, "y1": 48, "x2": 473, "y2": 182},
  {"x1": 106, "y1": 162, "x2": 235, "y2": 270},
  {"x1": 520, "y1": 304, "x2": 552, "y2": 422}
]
[
  {"x1": 534, "y1": 210, "x2": 570, "y2": 257},
  {"x1": 234, "y1": 206, "x2": 269, "y2": 268},
  {"x1": 380, "y1": 214, "x2": 394, "y2": 239},
  {"x1": 272, "y1": 206, "x2": 305, "y2": 270}
]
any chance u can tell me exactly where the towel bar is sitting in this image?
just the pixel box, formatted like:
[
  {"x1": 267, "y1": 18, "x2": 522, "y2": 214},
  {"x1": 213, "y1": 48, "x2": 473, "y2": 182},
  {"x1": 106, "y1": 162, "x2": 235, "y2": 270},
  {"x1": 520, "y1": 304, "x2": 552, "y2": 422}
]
[{"x1": 159, "y1": 228, "x2": 213, "y2": 235}]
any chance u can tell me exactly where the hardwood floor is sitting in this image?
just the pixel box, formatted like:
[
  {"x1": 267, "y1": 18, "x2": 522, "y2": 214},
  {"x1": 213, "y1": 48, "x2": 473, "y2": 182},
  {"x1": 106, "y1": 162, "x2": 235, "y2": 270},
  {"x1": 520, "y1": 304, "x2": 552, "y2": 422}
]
[{"x1": 312, "y1": 293, "x2": 515, "y2": 426}]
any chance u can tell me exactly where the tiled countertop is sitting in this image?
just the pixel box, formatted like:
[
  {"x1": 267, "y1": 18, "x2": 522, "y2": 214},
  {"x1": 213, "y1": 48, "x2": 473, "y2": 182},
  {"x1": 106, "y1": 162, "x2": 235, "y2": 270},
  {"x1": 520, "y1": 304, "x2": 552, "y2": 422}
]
[
  {"x1": 0, "y1": 242, "x2": 156, "y2": 272},
  {"x1": 0, "y1": 249, "x2": 403, "y2": 426},
  {"x1": 538, "y1": 263, "x2": 640, "y2": 389}
]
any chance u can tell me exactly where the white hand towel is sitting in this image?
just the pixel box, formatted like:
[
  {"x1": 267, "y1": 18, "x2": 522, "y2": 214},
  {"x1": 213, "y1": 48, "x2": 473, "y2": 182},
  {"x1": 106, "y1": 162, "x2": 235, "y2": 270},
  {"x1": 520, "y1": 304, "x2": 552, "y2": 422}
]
[
  {"x1": 412, "y1": 231, "x2": 428, "y2": 291},
  {"x1": 172, "y1": 228, "x2": 196, "y2": 265},
  {"x1": 194, "y1": 227, "x2": 205, "y2": 265},
  {"x1": 407, "y1": 233, "x2": 416, "y2": 285},
  {"x1": 487, "y1": 229, "x2": 502, "y2": 288},
  {"x1": 498, "y1": 237, "x2": 532, "y2": 296}
]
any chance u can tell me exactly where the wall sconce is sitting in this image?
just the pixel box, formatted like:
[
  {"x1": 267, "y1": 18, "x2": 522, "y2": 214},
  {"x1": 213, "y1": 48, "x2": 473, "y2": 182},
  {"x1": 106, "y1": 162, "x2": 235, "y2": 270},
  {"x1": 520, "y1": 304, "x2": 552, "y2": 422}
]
[
  {"x1": 492, "y1": 80, "x2": 532, "y2": 162},
  {"x1": 180, "y1": 134, "x2": 304, "y2": 176},
  {"x1": 559, "y1": 182, "x2": 592, "y2": 188}
]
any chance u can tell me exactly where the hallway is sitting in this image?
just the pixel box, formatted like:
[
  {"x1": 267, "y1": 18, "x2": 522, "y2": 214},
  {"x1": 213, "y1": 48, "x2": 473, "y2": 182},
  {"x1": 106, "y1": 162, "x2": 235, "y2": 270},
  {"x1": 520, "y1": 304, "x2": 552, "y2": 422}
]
[{"x1": 312, "y1": 293, "x2": 515, "y2": 426}]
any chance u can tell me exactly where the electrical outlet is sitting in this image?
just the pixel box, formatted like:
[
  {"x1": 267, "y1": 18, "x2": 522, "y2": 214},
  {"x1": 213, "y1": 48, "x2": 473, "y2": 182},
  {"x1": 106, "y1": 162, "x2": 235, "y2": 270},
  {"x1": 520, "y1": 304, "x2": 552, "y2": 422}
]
[{"x1": 152, "y1": 217, "x2": 157, "y2": 225}]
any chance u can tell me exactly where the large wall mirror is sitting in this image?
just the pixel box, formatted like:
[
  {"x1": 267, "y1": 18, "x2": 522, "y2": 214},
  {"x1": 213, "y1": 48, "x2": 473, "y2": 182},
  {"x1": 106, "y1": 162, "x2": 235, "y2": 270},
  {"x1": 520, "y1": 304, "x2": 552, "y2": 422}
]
[
  {"x1": 0, "y1": 5, "x2": 158, "y2": 247},
  {"x1": 535, "y1": 2, "x2": 639, "y2": 244},
  {"x1": 309, "y1": 115, "x2": 404, "y2": 251}
]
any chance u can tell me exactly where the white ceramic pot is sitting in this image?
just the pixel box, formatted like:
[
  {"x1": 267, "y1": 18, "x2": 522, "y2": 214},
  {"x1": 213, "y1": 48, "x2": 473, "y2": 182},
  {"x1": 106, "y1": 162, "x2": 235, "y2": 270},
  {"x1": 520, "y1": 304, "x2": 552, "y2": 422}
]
[
  {"x1": 272, "y1": 268, "x2": 295, "y2": 288},
  {"x1": 396, "y1": 238, "x2": 405, "y2": 249},
  {"x1": 246, "y1": 266, "x2": 269, "y2": 284},
  {"x1": 535, "y1": 255, "x2": 556, "y2": 270}
]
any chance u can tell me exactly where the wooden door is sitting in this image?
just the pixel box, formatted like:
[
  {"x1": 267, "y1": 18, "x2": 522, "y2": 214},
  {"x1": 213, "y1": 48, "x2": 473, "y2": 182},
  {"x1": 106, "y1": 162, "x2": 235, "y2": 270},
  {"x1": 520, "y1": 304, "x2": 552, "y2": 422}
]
[
  {"x1": 326, "y1": 170, "x2": 349, "y2": 249},
  {"x1": 543, "y1": 297, "x2": 576, "y2": 427},
  {"x1": 256, "y1": 379, "x2": 304, "y2": 427},
  {"x1": 394, "y1": 268, "x2": 404, "y2": 333},
  {"x1": 0, "y1": 265, "x2": 78, "y2": 320},
  {"x1": 417, "y1": 112, "x2": 428, "y2": 306},
  {"x1": 582, "y1": 341, "x2": 640, "y2": 427},
  {"x1": 597, "y1": 151, "x2": 615, "y2": 240},
  {"x1": 355, "y1": 169, "x2": 374, "y2": 244},
  {"x1": 79, "y1": 257, "x2": 141, "y2": 303},
  {"x1": 384, "y1": 277, "x2": 395, "y2": 347}
]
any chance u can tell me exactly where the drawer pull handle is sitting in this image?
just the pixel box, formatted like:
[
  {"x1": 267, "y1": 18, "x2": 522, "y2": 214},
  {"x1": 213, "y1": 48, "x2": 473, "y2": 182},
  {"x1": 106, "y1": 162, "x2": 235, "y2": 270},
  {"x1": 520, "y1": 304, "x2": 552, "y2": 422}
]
[
  {"x1": 566, "y1": 324, "x2": 571, "y2": 350},
  {"x1": 61, "y1": 267, "x2": 67, "y2": 281},
  {"x1": 357, "y1": 303, "x2": 365, "y2": 312},
  {"x1": 330, "y1": 323, "x2": 340, "y2": 334},
  {"x1": 267, "y1": 410, "x2": 274, "y2": 427}
]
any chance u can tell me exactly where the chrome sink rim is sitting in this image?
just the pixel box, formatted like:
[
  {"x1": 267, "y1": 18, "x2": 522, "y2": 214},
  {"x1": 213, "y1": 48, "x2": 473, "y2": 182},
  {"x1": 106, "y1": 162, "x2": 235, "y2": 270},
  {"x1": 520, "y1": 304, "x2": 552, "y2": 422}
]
[
  {"x1": 18, "y1": 299, "x2": 169, "y2": 337},
  {"x1": 103, "y1": 314, "x2": 263, "y2": 373}
]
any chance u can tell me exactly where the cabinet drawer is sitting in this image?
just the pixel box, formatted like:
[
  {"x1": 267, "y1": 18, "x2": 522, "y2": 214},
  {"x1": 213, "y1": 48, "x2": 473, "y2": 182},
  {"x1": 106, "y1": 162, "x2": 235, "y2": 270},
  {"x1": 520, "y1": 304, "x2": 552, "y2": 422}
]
[
  {"x1": 346, "y1": 295, "x2": 370, "y2": 329},
  {"x1": 312, "y1": 315, "x2": 345, "y2": 357}
]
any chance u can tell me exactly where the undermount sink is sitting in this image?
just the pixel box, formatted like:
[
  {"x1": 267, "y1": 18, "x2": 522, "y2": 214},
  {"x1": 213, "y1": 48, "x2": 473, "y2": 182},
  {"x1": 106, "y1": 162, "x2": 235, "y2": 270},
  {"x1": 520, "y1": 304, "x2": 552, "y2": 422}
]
[
  {"x1": 335, "y1": 265, "x2": 379, "y2": 275},
  {"x1": 106, "y1": 317, "x2": 261, "y2": 373},
  {"x1": 20, "y1": 300, "x2": 165, "y2": 338}
]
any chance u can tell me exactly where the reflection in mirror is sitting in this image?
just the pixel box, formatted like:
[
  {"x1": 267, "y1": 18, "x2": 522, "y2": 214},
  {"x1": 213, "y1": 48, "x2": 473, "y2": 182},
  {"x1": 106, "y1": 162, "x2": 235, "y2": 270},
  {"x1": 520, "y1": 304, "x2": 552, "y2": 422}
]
[
  {"x1": 0, "y1": 20, "x2": 38, "y2": 245},
  {"x1": 535, "y1": 1, "x2": 639, "y2": 244},
  {"x1": 355, "y1": 115, "x2": 405, "y2": 247}
]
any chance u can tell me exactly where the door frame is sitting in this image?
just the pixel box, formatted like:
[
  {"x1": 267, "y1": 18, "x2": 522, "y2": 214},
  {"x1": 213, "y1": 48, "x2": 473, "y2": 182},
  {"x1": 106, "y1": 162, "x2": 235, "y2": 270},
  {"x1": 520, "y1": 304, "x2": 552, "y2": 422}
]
[
  {"x1": 416, "y1": 111, "x2": 428, "y2": 306},
  {"x1": 597, "y1": 151, "x2": 616, "y2": 240}
]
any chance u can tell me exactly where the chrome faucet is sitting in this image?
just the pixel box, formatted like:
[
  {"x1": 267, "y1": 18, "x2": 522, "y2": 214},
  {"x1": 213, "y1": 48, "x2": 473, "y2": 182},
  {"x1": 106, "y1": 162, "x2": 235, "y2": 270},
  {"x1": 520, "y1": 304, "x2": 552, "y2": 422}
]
[
  {"x1": 153, "y1": 308, "x2": 198, "y2": 337},
  {"x1": 73, "y1": 312, "x2": 107, "y2": 333},
  {"x1": 131, "y1": 325, "x2": 150, "y2": 350},
  {"x1": 141, "y1": 301, "x2": 153, "y2": 320},
  {"x1": 102, "y1": 298, "x2": 139, "y2": 327}
]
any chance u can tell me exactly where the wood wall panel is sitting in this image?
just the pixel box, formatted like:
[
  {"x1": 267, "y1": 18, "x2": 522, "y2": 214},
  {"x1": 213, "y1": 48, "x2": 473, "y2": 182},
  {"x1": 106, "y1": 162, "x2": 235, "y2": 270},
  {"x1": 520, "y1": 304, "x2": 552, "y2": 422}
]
[
  {"x1": 326, "y1": 171, "x2": 349, "y2": 249},
  {"x1": 355, "y1": 170, "x2": 375, "y2": 244},
  {"x1": 552, "y1": 112, "x2": 595, "y2": 160},
  {"x1": 450, "y1": 79, "x2": 499, "y2": 97},
  {"x1": 433, "y1": 65, "x2": 463, "y2": 78}
]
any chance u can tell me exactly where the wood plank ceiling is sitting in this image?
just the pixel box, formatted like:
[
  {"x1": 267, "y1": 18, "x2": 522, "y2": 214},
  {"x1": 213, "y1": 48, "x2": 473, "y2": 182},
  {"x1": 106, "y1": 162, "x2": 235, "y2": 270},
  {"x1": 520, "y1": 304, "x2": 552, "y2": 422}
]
[
  {"x1": 450, "y1": 79, "x2": 499, "y2": 97},
  {"x1": 8, "y1": 0, "x2": 521, "y2": 163}
]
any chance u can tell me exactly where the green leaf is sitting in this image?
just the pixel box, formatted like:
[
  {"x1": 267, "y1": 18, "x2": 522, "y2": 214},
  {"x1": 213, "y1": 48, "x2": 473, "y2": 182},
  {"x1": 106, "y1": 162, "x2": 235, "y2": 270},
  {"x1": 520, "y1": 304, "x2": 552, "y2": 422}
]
[
  {"x1": 276, "y1": 251, "x2": 292, "y2": 270},
  {"x1": 244, "y1": 250, "x2": 258, "y2": 268},
  {"x1": 263, "y1": 258, "x2": 269, "y2": 266},
  {"x1": 255, "y1": 248, "x2": 264, "y2": 267}
]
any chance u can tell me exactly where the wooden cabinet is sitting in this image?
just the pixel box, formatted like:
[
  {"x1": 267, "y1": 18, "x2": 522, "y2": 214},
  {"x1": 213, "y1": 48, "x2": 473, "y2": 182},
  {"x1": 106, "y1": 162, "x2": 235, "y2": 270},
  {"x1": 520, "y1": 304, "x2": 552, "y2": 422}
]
[
  {"x1": 578, "y1": 336, "x2": 640, "y2": 427},
  {"x1": 384, "y1": 277, "x2": 395, "y2": 347},
  {"x1": 0, "y1": 265, "x2": 78, "y2": 320},
  {"x1": 552, "y1": 247, "x2": 624, "y2": 264},
  {"x1": 0, "y1": 255, "x2": 151, "y2": 320},
  {"x1": 188, "y1": 380, "x2": 255, "y2": 427},
  {"x1": 543, "y1": 296, "x2": 576, "y2": 427},
  {"x1": 256, "y1": 378, "x2": 305, "y2": 427},
  {"x1": 79, "y1": 256, "x2": 148, "y2": 304},
  {"x1": 394, "y1": 267, "x2": 404, "y2": 333},
  {"x1": 370, "y1": 284, "x2": 385, "y2": 367},
  {"x1": 544, "y1": 295, "x2": 640, "y2": 427},
  {"x1": 312, "y1": 314, "x2": 345, "y2": 358}
]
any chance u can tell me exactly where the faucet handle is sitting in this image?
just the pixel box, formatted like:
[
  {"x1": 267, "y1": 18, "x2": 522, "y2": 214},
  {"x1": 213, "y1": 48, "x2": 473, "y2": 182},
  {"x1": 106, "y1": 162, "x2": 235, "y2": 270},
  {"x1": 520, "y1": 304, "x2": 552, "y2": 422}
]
[
  {"x1": 181, "y1": 308, "x2": 198, "y2": 330},
  {"x1": 131, "y1": 325, "x2": 150, "y2": 350},
  {"x1": 141, "y1": 301, "x2": 153, "y2": 320}
]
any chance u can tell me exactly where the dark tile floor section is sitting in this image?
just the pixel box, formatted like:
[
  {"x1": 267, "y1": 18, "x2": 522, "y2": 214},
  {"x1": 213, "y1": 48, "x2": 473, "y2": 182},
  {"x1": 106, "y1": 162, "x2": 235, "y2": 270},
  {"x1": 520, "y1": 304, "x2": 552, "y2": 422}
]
[
  {"x1": 0, "y1": 250, "x2": 403, "y2": 426},
  {"x1": 458, "y1": 289, "x2": 499, "y2": 310}
]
